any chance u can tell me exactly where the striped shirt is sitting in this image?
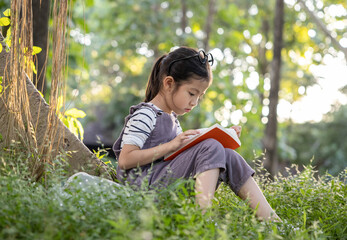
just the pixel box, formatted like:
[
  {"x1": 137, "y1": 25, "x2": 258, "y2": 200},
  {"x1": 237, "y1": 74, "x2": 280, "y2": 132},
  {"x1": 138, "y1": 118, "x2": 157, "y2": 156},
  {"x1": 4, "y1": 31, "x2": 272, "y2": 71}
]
[{"x1": 121, "y1": 103, "x2": 182, "y2": 149}]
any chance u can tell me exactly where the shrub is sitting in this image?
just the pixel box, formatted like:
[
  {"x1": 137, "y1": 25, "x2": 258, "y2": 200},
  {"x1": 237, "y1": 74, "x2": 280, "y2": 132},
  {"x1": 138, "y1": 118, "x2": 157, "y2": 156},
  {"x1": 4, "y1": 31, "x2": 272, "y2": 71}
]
[{"x1": 0, "y1": 146, "x2": 346, "y2": 239}]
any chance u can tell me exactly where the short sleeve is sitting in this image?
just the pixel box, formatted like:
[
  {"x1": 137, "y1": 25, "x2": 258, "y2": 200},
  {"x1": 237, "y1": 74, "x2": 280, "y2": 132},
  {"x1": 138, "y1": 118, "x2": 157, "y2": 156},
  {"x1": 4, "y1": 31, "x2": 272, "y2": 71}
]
[{"x1": 121, "y1": 106, "x2": 157, "y2": 149}]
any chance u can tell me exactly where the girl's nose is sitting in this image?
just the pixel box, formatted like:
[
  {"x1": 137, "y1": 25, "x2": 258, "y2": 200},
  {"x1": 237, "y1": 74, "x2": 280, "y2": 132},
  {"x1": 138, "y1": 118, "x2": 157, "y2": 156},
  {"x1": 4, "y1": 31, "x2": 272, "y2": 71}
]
[{"x1": 190, "y1": 98, "x2": 198, "y2": 106}]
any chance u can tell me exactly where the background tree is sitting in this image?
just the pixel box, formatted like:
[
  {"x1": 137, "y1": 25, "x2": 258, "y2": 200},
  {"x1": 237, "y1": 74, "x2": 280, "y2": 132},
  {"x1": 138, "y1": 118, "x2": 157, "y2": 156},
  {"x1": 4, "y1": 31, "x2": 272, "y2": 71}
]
[{"x1": 263, "y1": 0, "x2": 284, "y2": 175}]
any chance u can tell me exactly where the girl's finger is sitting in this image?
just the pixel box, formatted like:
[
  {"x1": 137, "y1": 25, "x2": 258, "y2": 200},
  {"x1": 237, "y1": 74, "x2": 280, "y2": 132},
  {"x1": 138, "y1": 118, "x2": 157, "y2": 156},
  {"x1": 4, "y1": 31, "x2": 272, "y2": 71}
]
[
  {"x1": 231, "y1": 126, "x2": 242, "y2": 137},
  {"x1": 184, "y1": 129, "x2": 200, "y2": 136}
]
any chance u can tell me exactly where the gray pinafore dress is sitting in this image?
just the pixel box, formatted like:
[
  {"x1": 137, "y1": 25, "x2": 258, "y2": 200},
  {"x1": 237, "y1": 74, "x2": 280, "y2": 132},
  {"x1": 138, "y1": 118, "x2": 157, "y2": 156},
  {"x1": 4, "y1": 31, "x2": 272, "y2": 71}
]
[{"x1": 113, "y1": 102, "x2": 255, "y2": 194}]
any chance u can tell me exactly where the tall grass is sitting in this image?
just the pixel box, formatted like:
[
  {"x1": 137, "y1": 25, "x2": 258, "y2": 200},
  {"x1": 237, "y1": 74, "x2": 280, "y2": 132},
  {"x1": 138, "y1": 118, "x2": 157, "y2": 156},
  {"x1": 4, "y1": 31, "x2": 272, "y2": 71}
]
[{"x1": 0, "y1": 146, "x2": 345, "y2": 240}]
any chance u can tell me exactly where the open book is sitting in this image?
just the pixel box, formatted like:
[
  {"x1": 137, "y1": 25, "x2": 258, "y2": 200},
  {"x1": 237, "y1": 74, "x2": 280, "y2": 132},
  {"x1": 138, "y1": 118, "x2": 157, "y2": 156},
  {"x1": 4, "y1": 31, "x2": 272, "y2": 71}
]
[{"x1": 164, "y1": 123, "x2": 241, "y2": 161}]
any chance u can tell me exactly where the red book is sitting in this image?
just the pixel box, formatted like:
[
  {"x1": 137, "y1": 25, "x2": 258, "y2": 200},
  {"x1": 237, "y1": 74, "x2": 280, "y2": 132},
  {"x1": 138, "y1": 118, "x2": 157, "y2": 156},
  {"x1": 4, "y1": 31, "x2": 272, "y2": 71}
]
[{"x1": 164, "y1": 123, "x2": 241, "y2": 161}]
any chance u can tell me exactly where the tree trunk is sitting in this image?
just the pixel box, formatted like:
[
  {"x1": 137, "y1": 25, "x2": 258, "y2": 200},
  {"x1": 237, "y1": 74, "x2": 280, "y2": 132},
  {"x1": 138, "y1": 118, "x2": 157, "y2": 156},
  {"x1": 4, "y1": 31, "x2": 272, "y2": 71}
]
[
  {"x1": 180, "y1": 0, "x2": 187, "y2": 45},
  {"x1": 0, "y1": 33, "x2": 114, "y2": 180},
  {"x1": 259, "y1": 19, "x2": 270, "y2": 77},
  {"x1": 263, "y1": 0, "x2": 284, "y2": 175},
  {"x1": 32, "y1": 0, "x2": 50, "y2": 95},
  {"x1": 203, "y1": 0, "x2": 217, "y2": 51}
]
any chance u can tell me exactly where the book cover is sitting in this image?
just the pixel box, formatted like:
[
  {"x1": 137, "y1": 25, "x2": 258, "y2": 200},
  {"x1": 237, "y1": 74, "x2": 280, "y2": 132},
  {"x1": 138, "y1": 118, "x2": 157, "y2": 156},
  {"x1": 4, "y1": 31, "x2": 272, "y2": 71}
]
[{"x1": 164, "y1": 123, "x2": 241, "y2": 161}]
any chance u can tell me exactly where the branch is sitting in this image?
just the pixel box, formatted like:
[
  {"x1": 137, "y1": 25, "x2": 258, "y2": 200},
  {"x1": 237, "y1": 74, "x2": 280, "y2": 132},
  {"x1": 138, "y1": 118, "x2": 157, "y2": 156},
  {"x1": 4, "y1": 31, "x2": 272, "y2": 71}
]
[{"x1": 297, "y1": 0, "x2": 347, "y2": 61}]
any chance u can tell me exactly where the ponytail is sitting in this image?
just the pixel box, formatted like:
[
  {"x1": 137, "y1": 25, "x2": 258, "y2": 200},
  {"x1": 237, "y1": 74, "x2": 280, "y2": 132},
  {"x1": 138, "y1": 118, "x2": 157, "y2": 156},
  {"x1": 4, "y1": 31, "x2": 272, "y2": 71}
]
[{"x1": 144, "y1": 54, "x2": 167, "y2": 102}]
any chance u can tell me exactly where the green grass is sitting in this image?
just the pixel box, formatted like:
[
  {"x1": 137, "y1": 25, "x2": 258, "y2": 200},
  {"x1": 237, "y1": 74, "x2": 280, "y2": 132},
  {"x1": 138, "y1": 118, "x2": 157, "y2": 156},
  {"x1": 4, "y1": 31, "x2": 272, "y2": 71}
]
[{"x1": 0, "y1": 147, "x2": 346, "y2": 240}]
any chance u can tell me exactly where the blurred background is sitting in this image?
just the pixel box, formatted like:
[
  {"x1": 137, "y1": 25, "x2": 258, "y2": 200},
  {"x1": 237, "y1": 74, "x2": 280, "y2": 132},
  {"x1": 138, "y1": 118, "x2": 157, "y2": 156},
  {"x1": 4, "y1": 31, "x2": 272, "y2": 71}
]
[{"x1": 1, "y1": 0, "x2": 346, "y2": 176}]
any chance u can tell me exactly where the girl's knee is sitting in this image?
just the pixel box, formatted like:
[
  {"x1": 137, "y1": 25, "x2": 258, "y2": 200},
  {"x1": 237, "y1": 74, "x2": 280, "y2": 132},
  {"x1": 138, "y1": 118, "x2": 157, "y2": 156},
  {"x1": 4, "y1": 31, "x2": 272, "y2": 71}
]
[
  {"x1": 224, "y1": 149, "x2": 253, "y2": 171},
  {"x1": 225, "y1": 148, "x2": 243, "y2": 161},
  {"x1": 196, "y1": 138, "x2": 226, "y2": 166},
  {"x1": 200, "y1": 138, "x2": 225, "y2": 153}
]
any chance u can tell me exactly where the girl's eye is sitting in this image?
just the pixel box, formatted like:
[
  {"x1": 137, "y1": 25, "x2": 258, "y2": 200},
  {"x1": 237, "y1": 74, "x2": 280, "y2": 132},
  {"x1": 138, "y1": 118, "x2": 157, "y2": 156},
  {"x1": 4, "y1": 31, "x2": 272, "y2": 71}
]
[{"x1": 189, "y1": 92, "x2": 195, "y2": 96}]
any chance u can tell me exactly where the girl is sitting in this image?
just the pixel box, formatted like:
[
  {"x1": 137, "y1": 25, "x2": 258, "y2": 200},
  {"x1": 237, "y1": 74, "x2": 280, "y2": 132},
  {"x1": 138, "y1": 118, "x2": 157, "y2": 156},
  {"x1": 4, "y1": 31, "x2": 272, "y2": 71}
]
[{"x1": 113, "y1": 46, "x2": 280, "y2": 221}]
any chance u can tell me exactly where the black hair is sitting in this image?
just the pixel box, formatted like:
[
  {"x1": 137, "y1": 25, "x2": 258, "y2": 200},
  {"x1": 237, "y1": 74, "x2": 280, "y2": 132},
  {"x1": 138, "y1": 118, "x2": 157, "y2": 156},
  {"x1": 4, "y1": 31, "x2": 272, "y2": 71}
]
[{"x1": 144, "y1": 46, "x2": 212, "y2": 102}]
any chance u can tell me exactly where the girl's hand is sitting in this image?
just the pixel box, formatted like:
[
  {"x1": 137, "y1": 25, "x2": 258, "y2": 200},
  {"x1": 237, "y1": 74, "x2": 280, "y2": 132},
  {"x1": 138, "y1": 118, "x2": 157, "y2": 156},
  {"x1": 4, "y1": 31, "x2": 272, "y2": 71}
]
[
  {"x1": 169, "y1": 129, "x2": 200, "y2": 152},
  {"x1": 231, "y1": 125, "x2": 242, "y2": 138}
]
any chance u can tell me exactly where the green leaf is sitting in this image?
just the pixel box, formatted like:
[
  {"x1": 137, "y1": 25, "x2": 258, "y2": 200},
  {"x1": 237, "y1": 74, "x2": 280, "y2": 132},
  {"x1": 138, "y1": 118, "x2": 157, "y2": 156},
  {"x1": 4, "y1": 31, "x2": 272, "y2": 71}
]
[
  {"x1": 65, "y1": 108, "x2": 86, "y2": 119},
  {"x1": 74, "y1": 118, "x2": 84, "y2": 141},
  {"x1": 32, "y1": 46, "x2": 42, "y2": 55},
  {"x1": 85, "y1": 0, "x2": 94, "y2": 7},
  {"x1": 0, "y1": 17, "x2": 10, "y2": 26},
  {"x1": 31, "y1": 61, "x2": 37, "y2": 74},
  {"x1": 57, "y1": 112, "x2": 64, "y2": 121},
  {"x1": 0, "y1": 44, "x2": 2, "y2": 54},
  {"x1": 62, "y1": 117, "x2": 70, "y2": 128},
  {"x1": 3, "y1": 9, "x2": 10, "y2": 17},
  {"x1": 5, "y1": 27, "x2": 11, "y2": 48},
  {"x1": 6, "y1": 26, "x2": 11, "y2": 39},
  {"x1": 68, "y1": 117, "x2": 78, "y2": 136}
]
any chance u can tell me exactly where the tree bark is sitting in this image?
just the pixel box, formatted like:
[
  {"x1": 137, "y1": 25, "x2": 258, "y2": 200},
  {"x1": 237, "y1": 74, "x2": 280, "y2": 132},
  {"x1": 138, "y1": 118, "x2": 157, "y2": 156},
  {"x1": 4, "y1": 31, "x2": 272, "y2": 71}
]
[
  {"x1": 203, "y1": 0, "x2": 217, "y2": 51},
  {"x1": 32, "y1": 0, "x2": 50, "y2": 95},
  {"x1": 259, "y1": 19, "x2": 270, "y2": 76},
  {"x1": 263, "y1": 0, "x2": 284, "y2": 175}
]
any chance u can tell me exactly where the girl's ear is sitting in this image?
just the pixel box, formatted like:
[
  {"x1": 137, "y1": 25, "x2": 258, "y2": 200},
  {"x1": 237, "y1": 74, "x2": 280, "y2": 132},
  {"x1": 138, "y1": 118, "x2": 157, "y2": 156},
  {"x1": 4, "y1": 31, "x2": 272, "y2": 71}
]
[{"x1": 163, "y1": 76, "x2": 175, "y2": 92}]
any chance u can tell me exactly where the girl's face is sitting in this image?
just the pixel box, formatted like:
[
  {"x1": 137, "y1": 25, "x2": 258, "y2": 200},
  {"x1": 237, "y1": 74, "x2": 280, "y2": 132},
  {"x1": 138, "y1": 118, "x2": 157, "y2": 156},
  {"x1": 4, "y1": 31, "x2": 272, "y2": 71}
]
[{"x1": 170, "y1": 78, "x2": 211, "y2": 115}]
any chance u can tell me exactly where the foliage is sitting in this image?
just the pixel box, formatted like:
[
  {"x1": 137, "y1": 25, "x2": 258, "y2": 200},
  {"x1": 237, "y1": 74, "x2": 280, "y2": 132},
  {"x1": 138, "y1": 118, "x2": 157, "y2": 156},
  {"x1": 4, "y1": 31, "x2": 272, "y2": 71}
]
[
  {"x1": 0, "y1": 8, "x2": 42, "y2": 73},
  {"x1": 0, "y1": 145, "x2": 346, "y2": 239},
  {"x1": 255, "y1": 162, "x2": 347, "y2": 240},
  {"x1": 281, "y1": 104, "x2": 347, "y2": 175},
  {"x1": 0, "y1": 8, "x2": 10, "y2": 53},
  {"x1": 57, "y1": 97, "x2": 86, "y2": 141},
  {"x1": 62, "y1": 0, "x2": 347, "y2": 169}
]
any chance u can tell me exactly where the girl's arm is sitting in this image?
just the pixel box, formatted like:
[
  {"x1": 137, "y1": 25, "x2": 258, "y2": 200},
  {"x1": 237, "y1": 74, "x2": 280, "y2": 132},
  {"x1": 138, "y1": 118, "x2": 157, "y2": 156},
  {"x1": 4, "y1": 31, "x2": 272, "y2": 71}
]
[{"x1": 118, "y1": 129, "x2": 199, "y2": 170}]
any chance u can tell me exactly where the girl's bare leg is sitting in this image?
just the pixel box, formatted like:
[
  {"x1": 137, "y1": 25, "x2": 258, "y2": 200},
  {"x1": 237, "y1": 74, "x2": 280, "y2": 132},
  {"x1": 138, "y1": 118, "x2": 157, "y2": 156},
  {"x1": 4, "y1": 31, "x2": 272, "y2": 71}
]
[
  {"x1": 238, "y1": 176, "x2": 281, "y2": 221},
  {"x1": 195, "y1": 168, "x2": 219, "y2": 212}
]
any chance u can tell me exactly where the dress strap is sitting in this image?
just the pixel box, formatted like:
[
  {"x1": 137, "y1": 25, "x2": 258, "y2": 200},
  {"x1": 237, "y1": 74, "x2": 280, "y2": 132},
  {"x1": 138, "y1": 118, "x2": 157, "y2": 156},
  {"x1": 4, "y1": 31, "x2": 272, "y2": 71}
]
[{"x1": 129, "y1": 102, "x2": 163, "y2": 117}]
